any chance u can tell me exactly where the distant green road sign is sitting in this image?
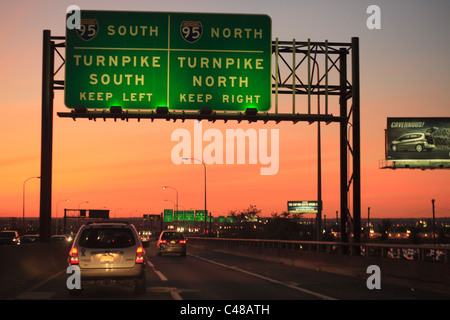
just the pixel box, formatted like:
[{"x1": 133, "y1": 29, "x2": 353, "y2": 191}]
[
  {"x1": 185, "y1": 210, "x2": 195, "y2": 221},
  {"x1": 195, "y1": 210, "x2": 206, "y2": 222},
  {"x1": 163, "y1": 209, "x2": 173, "y2": 222},
  {"x1": 65, "y1": 11, "x2": 272, "y2": 111}
]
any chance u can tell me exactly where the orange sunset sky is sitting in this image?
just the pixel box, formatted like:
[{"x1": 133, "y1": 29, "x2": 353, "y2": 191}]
[{"x1": 1, "y1": 0, "x2": 449, "y2": 220}]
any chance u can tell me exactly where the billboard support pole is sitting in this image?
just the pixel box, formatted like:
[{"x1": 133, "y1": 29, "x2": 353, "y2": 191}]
[{"x1": 39, "y1": 30, "x2": 54, "y2": 243}]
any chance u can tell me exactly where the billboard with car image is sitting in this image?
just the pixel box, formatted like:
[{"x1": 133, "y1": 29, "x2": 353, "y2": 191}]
[{"x1": 386, "y1": 117, "x2": 450, "y2": 160}]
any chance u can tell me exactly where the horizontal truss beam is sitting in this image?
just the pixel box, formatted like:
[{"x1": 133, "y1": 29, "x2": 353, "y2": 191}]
[{"x1": 57, "y1": 109, "x2": 342, "y2": 124}]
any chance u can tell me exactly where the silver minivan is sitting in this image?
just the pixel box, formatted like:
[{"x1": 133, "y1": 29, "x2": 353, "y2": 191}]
[
  {"x1": 391, "y1": 132, "x2": 436, "y2": 152},
  {"x1": 68, "y1": 222, "x2": 147, "y2": 294}
]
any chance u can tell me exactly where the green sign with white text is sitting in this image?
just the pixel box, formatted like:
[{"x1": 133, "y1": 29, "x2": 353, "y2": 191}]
[
  {"x1": 65, "y1": 11, "x2": 272, "y2": 111},
  {"x1": 163, "y1": 209, "x2": 173, "y2": 222}
]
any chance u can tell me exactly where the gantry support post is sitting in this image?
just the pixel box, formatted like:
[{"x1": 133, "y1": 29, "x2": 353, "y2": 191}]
[{"x1": 39, "y1": 30, "x2": 54, "y2": 242}]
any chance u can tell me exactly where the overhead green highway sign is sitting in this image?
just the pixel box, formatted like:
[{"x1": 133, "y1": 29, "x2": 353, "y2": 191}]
[
  {"x1": 65, "y1": 10, "x2": 272, "y2": 111},
  {"x1": 163, "y1": 209, "x2": 173, "y2": 222}
]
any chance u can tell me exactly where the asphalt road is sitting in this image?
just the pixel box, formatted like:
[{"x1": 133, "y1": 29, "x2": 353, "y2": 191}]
[{"x1": 12, "y1": 242, "x2": 448, "y2": 301}]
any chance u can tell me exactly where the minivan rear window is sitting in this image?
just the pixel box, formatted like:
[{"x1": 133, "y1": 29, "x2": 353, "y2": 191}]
[
  {"x1": 161, "y1": 232, "x2": 184, "y2": 240},
  {"x1": 79, "y1": 227, "x2": 136, "y2": 248}
]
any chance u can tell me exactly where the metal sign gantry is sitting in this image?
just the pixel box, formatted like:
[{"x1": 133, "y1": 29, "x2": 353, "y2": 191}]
[{"x1": 41, "y1": 29, "x2": 360, "y2": 249}]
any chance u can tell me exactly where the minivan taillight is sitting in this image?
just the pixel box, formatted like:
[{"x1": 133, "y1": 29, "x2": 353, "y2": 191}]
[
  {"x1": 69, "y1": 247, "x2": 79, "y2": 265},
  {"x1": 136, "y1": 246, "x2": 144, "y2": 264}
]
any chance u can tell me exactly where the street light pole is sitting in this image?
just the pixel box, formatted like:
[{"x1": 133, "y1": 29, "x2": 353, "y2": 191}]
[
  {"x1": 182, "y1": 157, "x2": 207, "y2": 235},
  {"x1": 55, "y1": 199, "x2": 69, "y2": 235},
  {"x1": 162, "y1": 186, "x2": 178, "y2": 212}
]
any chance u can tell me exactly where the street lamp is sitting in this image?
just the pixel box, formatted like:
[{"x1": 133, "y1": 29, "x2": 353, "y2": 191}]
[
  {"x1": 23, "y1": 176, "x2": 40, "y2": 232},
  {"x1": 78, "y1": 201, "x2": 89, "y2": 209},
  {"x1": 182, "y1": 157, "x2": 207, "y2": 235},
  {"x1": 114, "y1": 208, "x2": 122, "y2": 219},
  {"x1": 162, "y1": 186, "x2": 178, "y2": 212},
  {"x1": 164, "y1": 199, "x2": 176, "y2": 211},
  {"x1": 55, "y1": 199, "x2": 69, "y2": 234}
]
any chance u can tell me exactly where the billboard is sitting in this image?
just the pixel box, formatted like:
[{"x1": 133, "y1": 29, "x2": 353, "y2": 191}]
[
  {"x1": 386, "y1": 118, "x2": 450, "y2": 160},
  {"x1": 287, "y1": 201, "x2": 320, "y2": 214},
  {"x1": 65, "y1": 10, "x2": 272, "y2": 111}
]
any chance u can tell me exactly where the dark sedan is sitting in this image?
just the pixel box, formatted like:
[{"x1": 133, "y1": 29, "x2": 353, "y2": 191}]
[{"x1": 156, "y1": 231, "x2": 186, "y2": 257}]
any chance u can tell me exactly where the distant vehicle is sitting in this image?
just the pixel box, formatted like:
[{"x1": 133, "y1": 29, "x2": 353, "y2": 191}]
[
  {"x1": 0, "y1": 230, "x2": 20, "y2": 245},
  {"x1": 20, "y1": 234, "x2": 40, "y2": 244},
  {"x1": 156, "y1": 231, "x2": 186, "y2": 257},
  {"x1": 139, "y1": 231, "x2": 151, "y2": 244},
  {"x1": 402, "y1": 248, "x2": 418, "y2": 261},
  {"x1": 51, "y1": 235, "x2": 69, "y2": 242},
  {"x1": 387, "y1": 248, "x2": 400, "y2": 259},
  {"x1": 68, "y1": 222, "x2": 148, "y2": 294},
  {"x1": 425, "y1": 249, "x2": 446, "y2": 262},
  {"x1": 391, "y1": 132, "x2": 436, "y2": 152}
]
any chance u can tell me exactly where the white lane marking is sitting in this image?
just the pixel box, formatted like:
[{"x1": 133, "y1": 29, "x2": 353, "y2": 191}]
[
  {"x1": 147, "y1": 287, "x2": 185, "y2": 300},
  {"x1": 146, "y1": 260, "x2": 183, "y2": 300},
  {"x1": 14, "y1": 269, "x2": 65, "y2": 299},
  {"x1": 147, "y1": 260, "x2": 168, "y2": 281},
  {"x1": 188, "y1": 253, "x2": 337, "y2": 300},
  {"x1": 170, "y1": 289, "x2": 183, "y2": 300},
  {"x1": 154, "y1": 270, "x2": 168, "y2": 281}
]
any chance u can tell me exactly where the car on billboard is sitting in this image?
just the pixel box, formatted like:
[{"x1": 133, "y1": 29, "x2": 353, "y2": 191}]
[
  {"x1": 386, "y1": 118, "x2": 450, "y2": 161},
  {"x1": 390, "y1": 131, "x2": 436, "y2": 153}
]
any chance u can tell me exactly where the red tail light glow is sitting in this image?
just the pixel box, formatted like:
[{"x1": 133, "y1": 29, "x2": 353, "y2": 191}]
[
  {"x1": 136, "y1": 246, "x2": 144, "y2": 264},
  {"x1": 69, "y1": 247, "x2": 79, "y2": 265},
  {"x1": 179, "y1": 240, "x2": 186, "y2": 244}
]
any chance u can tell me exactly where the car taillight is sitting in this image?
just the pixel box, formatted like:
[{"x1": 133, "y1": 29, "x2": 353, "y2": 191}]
[
  {"x1": 69, "y1": 247, "x2": 79, "y2": 265},
  {"x1": 160, "y1": 240, "x2": 167, "y2": 244},
  {"x1": 136, "y1": 246, "x2": 144, "y2": 264},
  {"x1": 179, "y1": 240, "x2": 186, "y2": 244}
]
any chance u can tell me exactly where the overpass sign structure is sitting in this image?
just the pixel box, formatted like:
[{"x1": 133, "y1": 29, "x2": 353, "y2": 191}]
[{"x1": 41, "y1": 11, "x2": 361, "y2": 247}]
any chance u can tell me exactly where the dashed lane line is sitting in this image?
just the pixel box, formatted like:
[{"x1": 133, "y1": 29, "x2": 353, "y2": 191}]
[{"x1": 147, "y1": 260, "x2": 181, "y2": 300}]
